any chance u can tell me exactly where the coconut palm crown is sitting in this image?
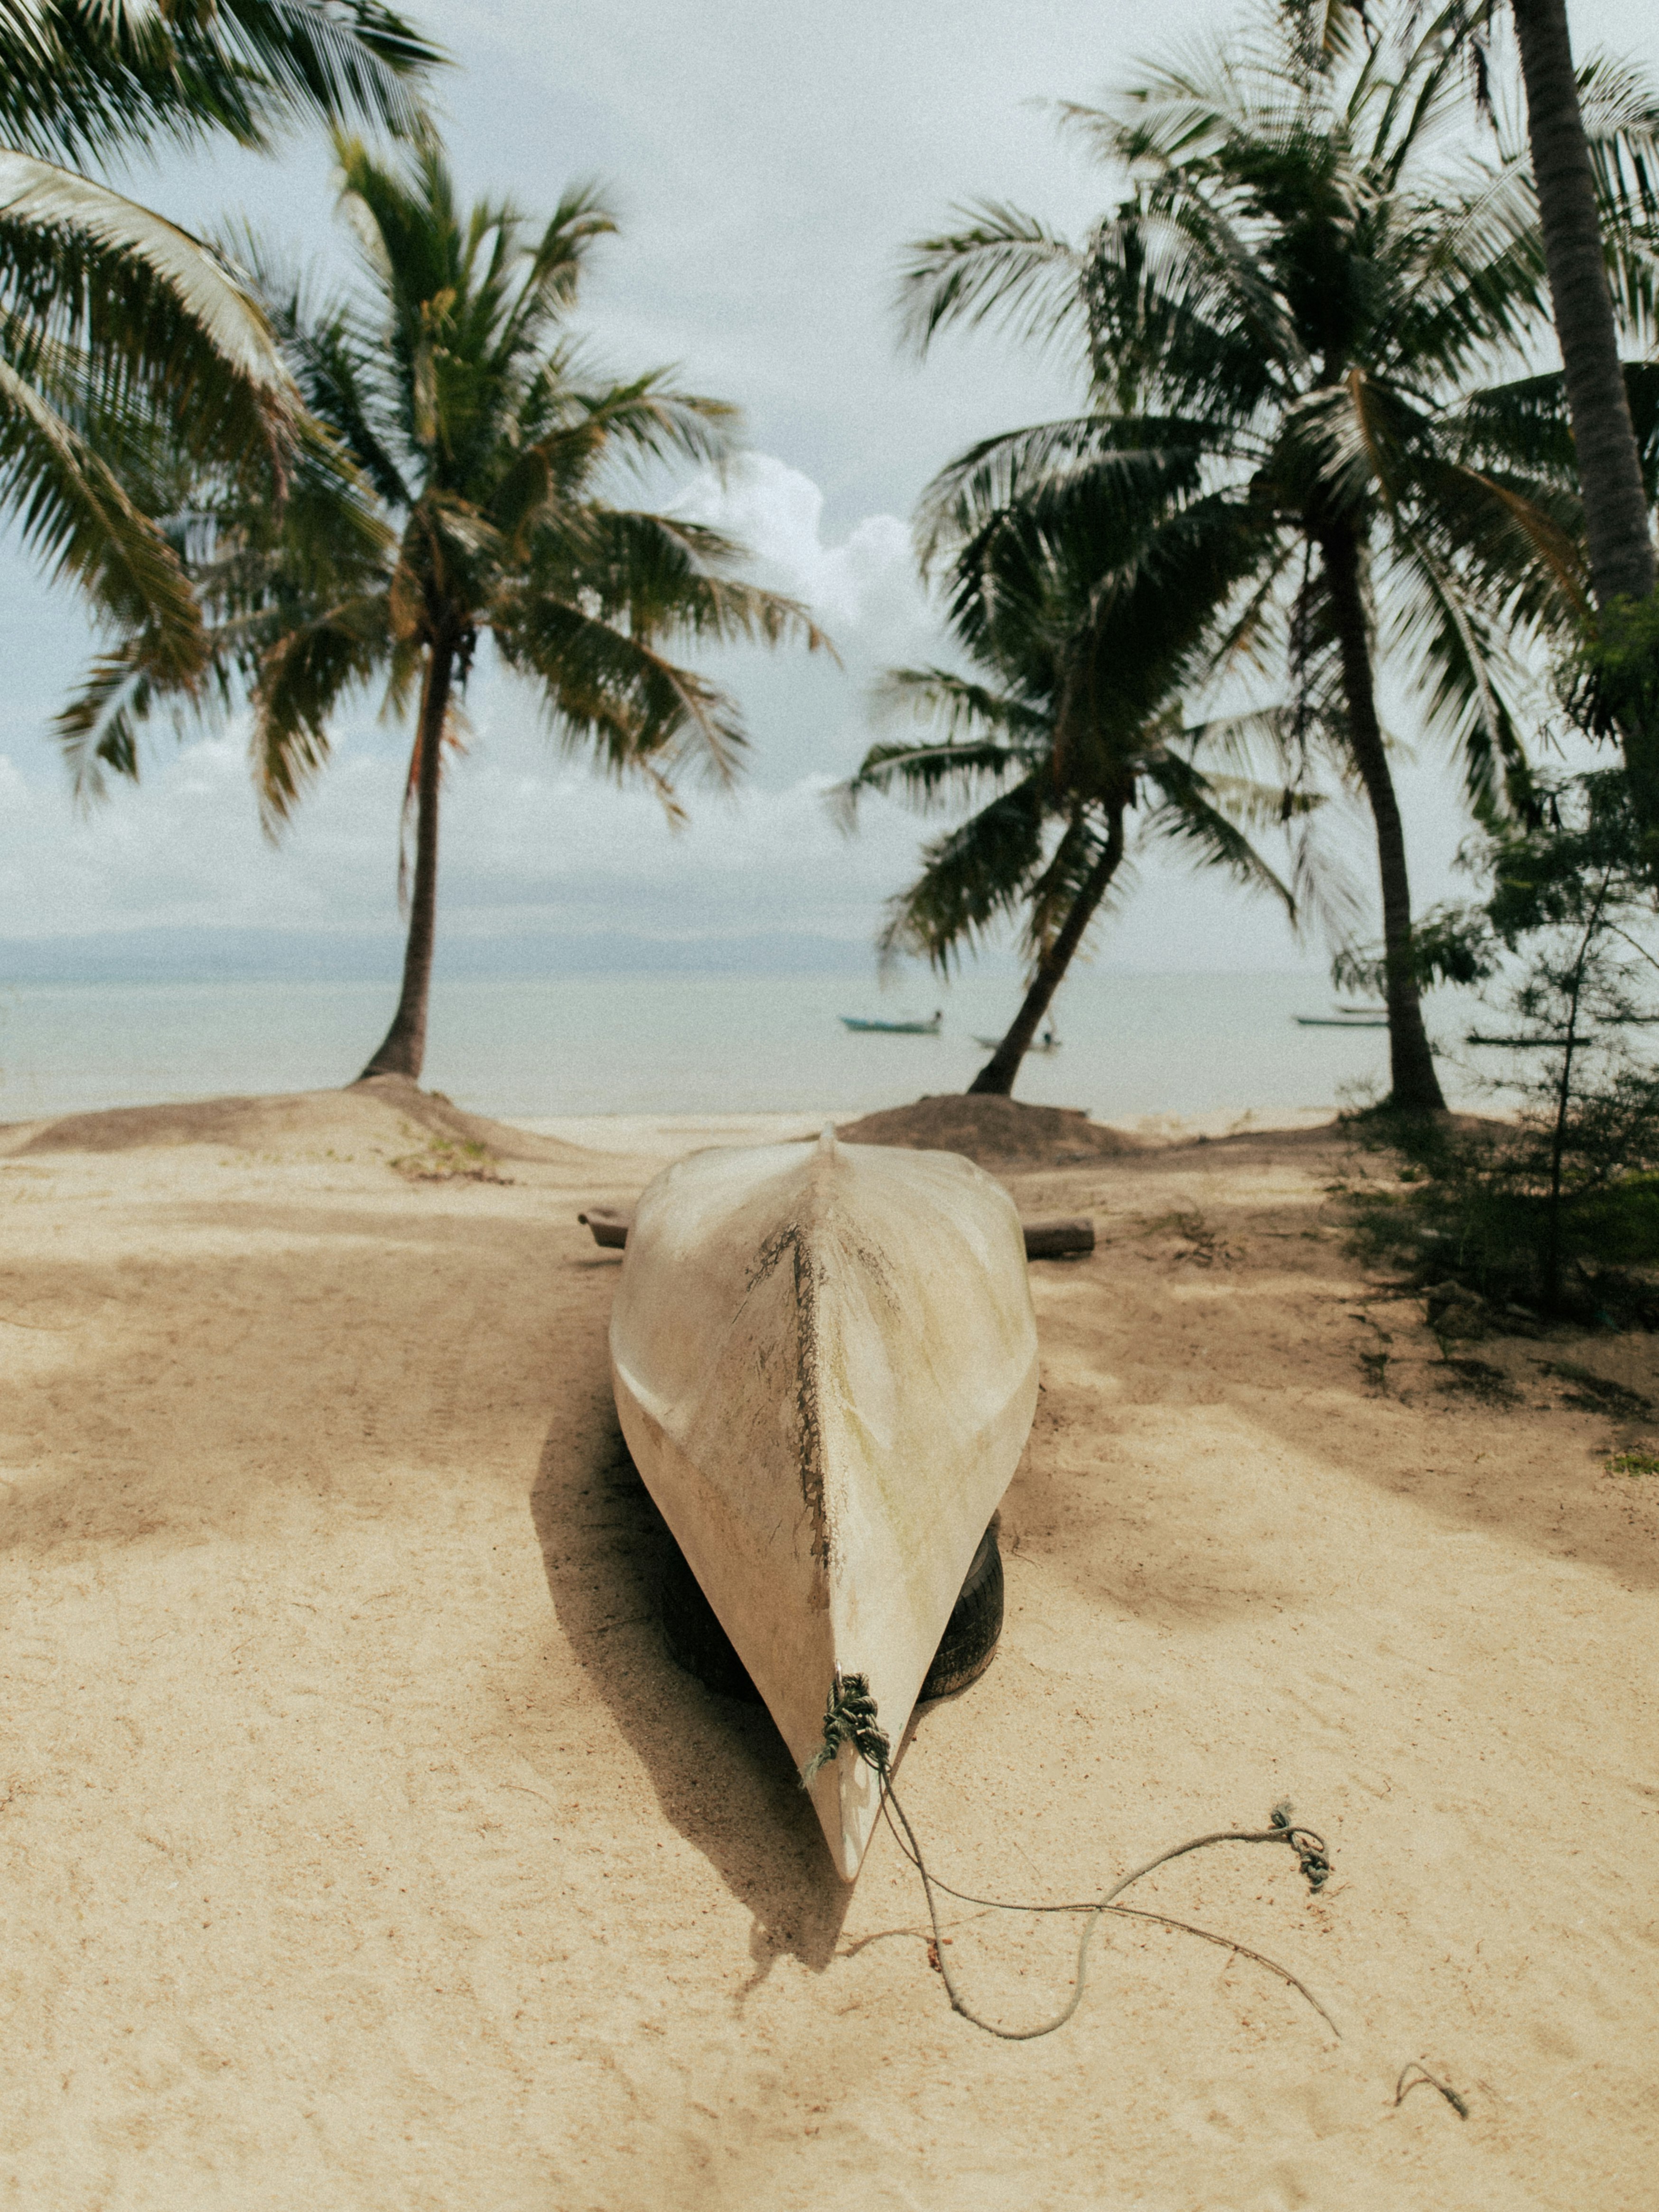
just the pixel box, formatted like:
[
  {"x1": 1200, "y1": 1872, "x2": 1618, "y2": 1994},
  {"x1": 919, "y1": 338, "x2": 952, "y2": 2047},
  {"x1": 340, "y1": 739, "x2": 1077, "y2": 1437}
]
[
  {"x1": 56, "y1": 129, "x2": 827, "y2": 1081},
  {"x1": 901, "y1": 1, "x2": 1657, "y2": 1110},
  {"x1": 1307, "y1": 0, "x2": 1659, "y2": 816},
  {"x1": 836, "y1": 478, "x2": 1344, "y2": 1096},
  {"x1": 0, "y1": 1, "x2": 442, "y2": 695}
]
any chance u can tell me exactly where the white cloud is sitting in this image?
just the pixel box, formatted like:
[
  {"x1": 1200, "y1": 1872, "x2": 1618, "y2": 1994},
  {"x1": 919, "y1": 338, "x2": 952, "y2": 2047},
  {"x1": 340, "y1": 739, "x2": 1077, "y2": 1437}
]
[
  {"x1": 674, "y1": 453, "x2": 933, "y2": 658},
  {"x1": 430, "y1": 753, "x2": 925, "y2": 940},
  {"x1": 0, "y1": 726, "x2": 403, "y2": 941}
]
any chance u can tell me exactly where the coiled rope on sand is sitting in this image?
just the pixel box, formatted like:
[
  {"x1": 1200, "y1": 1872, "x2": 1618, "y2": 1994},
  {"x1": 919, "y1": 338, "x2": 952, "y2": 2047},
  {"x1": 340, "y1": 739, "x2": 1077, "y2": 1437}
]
[{"x1": 802, "y1": 1669, "x2": 1339, "y2": 2043}]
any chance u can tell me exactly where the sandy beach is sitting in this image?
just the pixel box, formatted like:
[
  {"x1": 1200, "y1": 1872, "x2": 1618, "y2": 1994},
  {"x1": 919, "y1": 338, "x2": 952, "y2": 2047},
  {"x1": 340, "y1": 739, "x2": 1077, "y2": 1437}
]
[{"x1": 2, "y1": 1080, "x2": 1655, "y2": 2210}]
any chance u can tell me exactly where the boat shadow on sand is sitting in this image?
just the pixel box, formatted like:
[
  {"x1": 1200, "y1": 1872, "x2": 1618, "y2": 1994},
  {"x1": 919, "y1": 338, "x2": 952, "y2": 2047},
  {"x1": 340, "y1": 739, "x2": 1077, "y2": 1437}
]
[{"x1": 529, "y1": 1360, "x2": 855, "y2": 1983}]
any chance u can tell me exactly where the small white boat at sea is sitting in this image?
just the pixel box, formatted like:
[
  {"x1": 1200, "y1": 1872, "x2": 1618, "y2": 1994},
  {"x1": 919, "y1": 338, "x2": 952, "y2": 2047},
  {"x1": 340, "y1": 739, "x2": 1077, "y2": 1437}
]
[
  {"x1": 973, "y1": 1028, "x2": 1061, "y2": 1052},
  {"x1": 608, "y1": 1127, "x2": 1038, "y2": 1878},
  {"x1": 839, "y1": 1011, "x2": 943, "y2": 1034},
  {"x1": 1293, "y1": 1005, "x2": 1388, "y2": 1029}
]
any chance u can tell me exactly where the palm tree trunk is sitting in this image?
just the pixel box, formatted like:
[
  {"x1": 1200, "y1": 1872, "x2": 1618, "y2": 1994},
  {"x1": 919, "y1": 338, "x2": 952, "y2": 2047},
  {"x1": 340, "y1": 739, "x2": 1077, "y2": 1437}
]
[
  {"x1": 1510, "y1": 0, "x2": 1659, "y2": 807},
  {"x1": 1318, "y1": 524, "x2": 1447, "y2": 1114},
  {"x1": 1539, "y1": 865, "x2": 1611, "y2": 1311},
  {"x1": 1511, "y1": 0, "x2": 1655, "y2": 612},
  {"x1": 358, "y1": 641, "x2": 452, "y2": 1083},
  {"x1": 967, "y1": 808, "x2": 1125, "y2": 1098}
]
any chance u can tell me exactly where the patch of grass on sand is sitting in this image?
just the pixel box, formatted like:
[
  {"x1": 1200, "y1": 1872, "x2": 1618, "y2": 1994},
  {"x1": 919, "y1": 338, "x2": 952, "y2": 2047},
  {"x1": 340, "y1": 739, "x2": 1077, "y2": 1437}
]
[
  {"x1": 390, "y1": 1128, "x2": 511, "y2": 1185},
  {"x1": 1140, "y1": 1208, "x2": 1234, "y2": 1268},
  {"x1": 1607, "y1": 1450, "x2": 1659, "y2": 1477}
]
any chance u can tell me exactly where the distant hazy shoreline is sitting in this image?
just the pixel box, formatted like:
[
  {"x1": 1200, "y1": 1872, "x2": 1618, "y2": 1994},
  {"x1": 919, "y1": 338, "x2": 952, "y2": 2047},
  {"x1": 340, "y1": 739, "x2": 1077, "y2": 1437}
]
[
  {"x1": 0, "y1": 969, "x2": 1482, "y2": 1129},
  {"x1": 0, "y1": 929, "x2": 1329, "y2": 988}
]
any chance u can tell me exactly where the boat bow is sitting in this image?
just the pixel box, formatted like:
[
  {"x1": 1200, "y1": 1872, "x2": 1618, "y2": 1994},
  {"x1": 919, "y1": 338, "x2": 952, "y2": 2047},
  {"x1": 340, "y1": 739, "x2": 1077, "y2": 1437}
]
[{"x1": 609, "y1": 1128, "x2": 1038, "y2": 1877}]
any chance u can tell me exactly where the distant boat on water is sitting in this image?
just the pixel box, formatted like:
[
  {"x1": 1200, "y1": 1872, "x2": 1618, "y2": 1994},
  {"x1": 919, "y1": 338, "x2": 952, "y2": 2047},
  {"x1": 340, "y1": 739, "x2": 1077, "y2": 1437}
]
[
  {"x1": 839, "y1": 1010, "x2": 942, "y2": 1034},
  {"x1": 974, "y1": 1028, "x2": 1061, "y2": 1052},
  {"x1": 1294, "y1": 1003, "x2": 1388, "y2": 1029}
]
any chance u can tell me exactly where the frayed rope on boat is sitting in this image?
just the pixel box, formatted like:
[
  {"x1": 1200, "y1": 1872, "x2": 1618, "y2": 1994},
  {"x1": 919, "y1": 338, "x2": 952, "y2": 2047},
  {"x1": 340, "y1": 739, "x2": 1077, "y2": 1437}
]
[
  {"x1": 800, "y1": 1670, "x2": 890, "y2": 1786},
  {"x1": 803, "y1": 1672, "x2": 1339, "y2": 2043}
]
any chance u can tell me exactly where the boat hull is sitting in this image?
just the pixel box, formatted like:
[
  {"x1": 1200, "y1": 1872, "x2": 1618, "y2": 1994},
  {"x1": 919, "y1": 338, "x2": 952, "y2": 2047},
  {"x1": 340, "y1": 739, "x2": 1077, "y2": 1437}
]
[
  {"x1": 608, "y1": 1131, "x2": 1038, "y2": 1878},
  {"x1": 839, "y1": 1017, "x2": 941, "y2": 1033}
]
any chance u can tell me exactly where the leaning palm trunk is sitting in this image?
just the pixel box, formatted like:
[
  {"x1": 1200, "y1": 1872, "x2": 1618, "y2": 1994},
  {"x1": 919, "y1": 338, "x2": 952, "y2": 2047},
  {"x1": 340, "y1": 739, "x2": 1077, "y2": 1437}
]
[
  {"x1": 360, "y1": 641, "x2": 453, "y2": 1082},
  {"x1": 969, "y1": 809, "x2": 1126, "y2": 1097},
  {"x1": 1320, "y1": 525, "x2": 1446, "y2": 1113},
  {"x1": 1510, "y1": 0, "x2": 1659, "y2": 808}
]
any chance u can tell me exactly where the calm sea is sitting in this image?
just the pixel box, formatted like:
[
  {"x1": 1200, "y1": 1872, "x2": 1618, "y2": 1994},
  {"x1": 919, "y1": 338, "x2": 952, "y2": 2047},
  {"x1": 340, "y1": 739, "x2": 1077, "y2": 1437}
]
[{"x1": 0, "y1": 970, "x2": 1491, "y2": 1128}]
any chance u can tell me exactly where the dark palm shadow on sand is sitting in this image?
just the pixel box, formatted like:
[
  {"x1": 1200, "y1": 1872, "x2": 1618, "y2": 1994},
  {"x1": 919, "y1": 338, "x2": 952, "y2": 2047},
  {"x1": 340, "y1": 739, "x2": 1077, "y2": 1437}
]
[{"x1": 528, "y1": 1361, "x2": 853, "y2": 1983}]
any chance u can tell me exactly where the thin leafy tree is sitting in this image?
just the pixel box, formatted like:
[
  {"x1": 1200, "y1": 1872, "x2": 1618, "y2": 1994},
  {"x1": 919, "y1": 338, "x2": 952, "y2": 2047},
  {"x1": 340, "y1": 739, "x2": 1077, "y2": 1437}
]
[
  {"x1": 835, "y1": 490, "x2": 1343, "y2": 1096},
  {"x1": 58, "y1": 129, "x2": 825, "y2": 1083},
  {"x1": 1350, "y1": 771, "x2": 1659, "y2": 1319},
  {"x1": 900, "y1": 1, "x2": 1656, "y2": 1110},
  {"x1": 0, "y1": 0, "x2": 440, "y2": 689}
]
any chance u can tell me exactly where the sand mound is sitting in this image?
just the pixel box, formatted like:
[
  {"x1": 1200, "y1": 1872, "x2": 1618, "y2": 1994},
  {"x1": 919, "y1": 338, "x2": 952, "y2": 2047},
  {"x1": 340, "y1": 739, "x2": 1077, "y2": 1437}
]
[
  {"x1": 837, "y1": 1091, "x2": 1143, "y2": 1168},
  {"x1": 6, "y1": 1073, "x2": 594, "y2": 1165}
]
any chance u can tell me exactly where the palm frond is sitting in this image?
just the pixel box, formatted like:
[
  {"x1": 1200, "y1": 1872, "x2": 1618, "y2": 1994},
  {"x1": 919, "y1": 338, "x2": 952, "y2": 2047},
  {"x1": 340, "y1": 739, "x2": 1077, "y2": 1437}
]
[
  {"x1": 0, "y1": 350, "x2": 203, "y2": 677},
  {"x1": 1381, "y1": 161, "x2": 1548, "y2": 381},
  {"x1": 252, "y1": 589, "x2": 393, "y2": 830},
  {"x1": 0, "y1": 152, "x2": 297, "y2": 460},
  {"x1": 235, "y1": 235, "x2": 413, "y2": 506},
  {"x1": 495, "y1": 181, "x2": 618, "y2": 362},
  {"x1": 1020, "y1": 810, "x2": 1123, "y2": 959},
  {"x1": 52, "y1": 635, "x2": 164, "y2": 800},
  {"x1": 493, "y1": 590, "x2": 751, "y2": 792},
  {"x1": 831, "y1": 735, "x2": 1036, "y2": 833},
  {"x1": 512, "y1": 376, "x2": 740, "y2": 503},
  {"x1": 1447, "y1": 369, "x2": 1579, "y2": 487},
  {"x1": 1138, "y1": 752, "x2": 1299, "y2": 919},
  {"x1": 897, "y1": 201, "x2": 1086, "y2": 360},
  {"x1": 872, "y1": 665, "x2": 1052, "y2": 743},
  {"x1": 0, "y1": 0, "x2": 443, "y2": 164},
  {"x1": 1180, "y1": 703, "x2": 1315, "y2": 776},
  {"x1": 876, "y1": 776, "x2": 1051, "y2": 974},
  {"x1": 1382, "y1": 516, "x2": 1537, "y2": 821},
  {"x1": 1623, "y1": 361, "x2": 1659, "y2": 504},
  {"x1": 1082, "y1": 201, "x2": 1305, "y2": 418},
  {"x1": 1579, "y1": 52, "x2": 1659, "y2": 227},
  {"x1": 522, "y1": 507, "x2": 829, "y2": 659},
  {"x1": 915, "y1": 412, "x2": 1216, "y2": 569}
]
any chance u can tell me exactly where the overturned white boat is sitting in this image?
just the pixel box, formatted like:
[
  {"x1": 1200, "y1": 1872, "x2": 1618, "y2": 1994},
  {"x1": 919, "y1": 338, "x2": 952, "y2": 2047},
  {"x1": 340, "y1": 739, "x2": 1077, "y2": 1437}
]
[{"x1": 608, "y1": 1127, "x2": 1039, "y2": 1879}]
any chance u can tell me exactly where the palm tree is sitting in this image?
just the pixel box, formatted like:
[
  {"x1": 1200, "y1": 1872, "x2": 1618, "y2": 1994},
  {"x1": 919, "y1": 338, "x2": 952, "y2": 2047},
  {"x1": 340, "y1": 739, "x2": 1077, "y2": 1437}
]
[
  {"x1": 1306, "y1": 0, "x2": 1659, "y2": 809},
  {"x1": 0, "y1": 1, "x2": 440, "y2": 690},
  {"x1": 1493, "y1": 1, "x2": 1655, "y2": 619},
  {"x1": 835, "y1": 486, "x2": 1340, "y2": 1097},
  {"x1": 56, "y1": 130, "x2": 826, "y2": 1084},
  {"x1": 901, "y1": 3, "x2": 1627, "y2": 1111}
]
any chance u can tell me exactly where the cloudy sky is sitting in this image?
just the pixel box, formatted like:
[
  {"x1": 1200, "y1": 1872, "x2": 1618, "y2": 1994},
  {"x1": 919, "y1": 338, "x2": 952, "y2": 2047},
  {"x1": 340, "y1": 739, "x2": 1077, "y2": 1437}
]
[{"x1": 1, "y1": 0, "x2": 1654, "y2": 980}]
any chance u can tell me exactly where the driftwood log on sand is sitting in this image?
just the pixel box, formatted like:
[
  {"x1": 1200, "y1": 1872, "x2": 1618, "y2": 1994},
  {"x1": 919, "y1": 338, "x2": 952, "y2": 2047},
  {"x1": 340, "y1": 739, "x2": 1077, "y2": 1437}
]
[
  {"x1": 1018, "y1": 1215, "x2": 1094, "y2": 1259},
  {"x1": 581, "y1": 1204, "x2": 1093, "y2": 1260}
]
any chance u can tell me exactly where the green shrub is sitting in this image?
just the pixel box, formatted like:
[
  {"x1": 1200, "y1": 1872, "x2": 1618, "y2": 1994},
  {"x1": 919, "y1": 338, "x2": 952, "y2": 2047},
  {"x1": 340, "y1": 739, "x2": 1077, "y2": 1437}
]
[{"x1": 1346, "y1": 773, "x2": 1659, "y2": 1324}]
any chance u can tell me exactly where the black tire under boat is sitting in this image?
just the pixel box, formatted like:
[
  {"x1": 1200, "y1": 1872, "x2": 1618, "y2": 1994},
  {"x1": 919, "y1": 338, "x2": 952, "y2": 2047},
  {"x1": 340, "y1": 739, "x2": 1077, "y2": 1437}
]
[{"x1": 660, "y1": 1524, "x2": 1004, "y2": 1706}]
